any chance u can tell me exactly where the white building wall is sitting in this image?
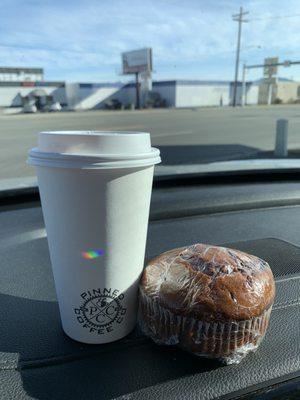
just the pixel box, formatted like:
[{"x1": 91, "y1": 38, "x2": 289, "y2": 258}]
[
  {"x1": 110, "y1": 82, "x2": 176, "y2": 107},
  {"x1": 52, "y1": 87, "x2": 67, "y2": 104},
  {"x1": 0, "y1": 80, "x2": 259, "y2": 109},
  {"x1": 175, "y1": 83, "x2": 230, "y2": 107},
  {"x1": 114, "y1": 84, "x2": 176, "y2": 107},
  {"x1": 78, "y1": 87, "x2": 121, "y2": 109},
  {"x1": 245, "y1": 84, "x2": 259, "y2": 105},
  {"x1": 94, "y1": 83, "x2": 176, "y2": 108},
  {"x1": 65, "y1": 83, "x2": 80, "y2": 108},
  {"x1": 275, "y1": 82, "x2": 300, "y2": 103},
  {"x1": 65, "y1": 83, "x2": 125, "y2": 109}
]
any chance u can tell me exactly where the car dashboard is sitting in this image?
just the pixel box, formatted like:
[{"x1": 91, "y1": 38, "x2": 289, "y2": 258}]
[{"x1": 0, "y1": 175, "x2": 300, "y2": 400}]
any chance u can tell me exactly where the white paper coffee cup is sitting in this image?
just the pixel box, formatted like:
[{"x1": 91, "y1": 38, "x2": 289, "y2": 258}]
[{"x1": 28, "y1": 131, "x2": 160, "y2": 344}]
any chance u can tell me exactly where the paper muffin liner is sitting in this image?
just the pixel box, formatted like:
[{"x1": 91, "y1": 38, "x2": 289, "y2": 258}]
[{"x1": 138, "y1": 289, "x2": 273, "y2": 364}]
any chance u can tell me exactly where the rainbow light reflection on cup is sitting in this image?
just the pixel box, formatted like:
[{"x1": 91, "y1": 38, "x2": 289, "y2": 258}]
[{"x1": 82, "y1": 249, "x2": 104, "y2": 259}]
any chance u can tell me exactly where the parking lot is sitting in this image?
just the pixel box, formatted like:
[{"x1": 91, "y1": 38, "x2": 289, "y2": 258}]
[{"x1": 1, "y1": 105, "x2": 300, "y2": 180}]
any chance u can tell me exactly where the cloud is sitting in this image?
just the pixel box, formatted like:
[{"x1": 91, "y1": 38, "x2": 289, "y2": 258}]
[{"x1": 0, "y1": 0, "x2": 300, "y2": 81}]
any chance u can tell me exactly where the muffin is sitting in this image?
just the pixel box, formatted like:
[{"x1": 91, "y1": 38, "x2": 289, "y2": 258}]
[{"x1": 139, "y1": 243, "x2": 275, "y2": 364}]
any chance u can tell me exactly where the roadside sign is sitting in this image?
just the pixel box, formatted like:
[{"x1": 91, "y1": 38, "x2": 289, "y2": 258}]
[
  {"x1": 264, "y1": 57, "x2": 279, "y2": 78},
  {"x1": 122, "y1": 48, "x2": 152, "y2": 74}
]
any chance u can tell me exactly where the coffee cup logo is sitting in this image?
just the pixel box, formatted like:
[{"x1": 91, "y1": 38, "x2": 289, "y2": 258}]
[{"x1": 74, "y1": 288, "x2": 126, "y2": 335}]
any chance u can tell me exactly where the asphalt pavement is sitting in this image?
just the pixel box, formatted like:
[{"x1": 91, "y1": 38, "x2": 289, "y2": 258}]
[{"x1": 1, "y1": 105, "x2": 300, "y2": 180}]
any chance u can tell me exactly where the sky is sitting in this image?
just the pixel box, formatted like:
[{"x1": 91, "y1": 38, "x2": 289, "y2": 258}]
[{"x1": 1, "y1": 0, "x2": 300, "y2": 83}]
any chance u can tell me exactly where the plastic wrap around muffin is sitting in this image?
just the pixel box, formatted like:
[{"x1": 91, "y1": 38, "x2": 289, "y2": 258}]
[{"x1": 139, "y1": 243, "x2": 275, "y2": 364}]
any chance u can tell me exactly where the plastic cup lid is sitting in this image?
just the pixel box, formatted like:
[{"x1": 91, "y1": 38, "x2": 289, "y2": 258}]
[{"x1": 28, "y1": 131, "x2": 161, "y2": 169}]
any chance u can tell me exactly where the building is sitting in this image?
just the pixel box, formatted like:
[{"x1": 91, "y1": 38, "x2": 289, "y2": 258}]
[
  {"x1": 1, "y1": 65, "x2": 300, "y2": 110},
  {"x1": 273, "y1": 81, "x2": 300, "y2": 103},
  {"x1": 0, "y1": 81, "x2": 66, "y2": 108},
  {"x1": 0, "y1": 77, "x2": 259, "y2": 109},
  {"x1": 0, "y1": 67, "x2": 44, "y2": 82},
  {"x1": 257, "y1": 79, "x2": 300, "y2": 105},
  {"x1": 64, "y1": 80, "x2": 259, "y2": 110},
  {"x1": 0, "y1": 65, "x2": 263, "y2": 109},
  {"x1": 65, "y1": 82, "x2": 124, "y2": 110},
  {"x1": 0, "y1": 66, "x2": 66, "y2": 109}
]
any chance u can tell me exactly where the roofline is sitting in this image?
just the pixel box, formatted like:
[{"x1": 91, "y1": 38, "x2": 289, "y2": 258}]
[
  {"x1": 0, "y1": 81, "x2": 64, "y2": 87},
  {"x1": 124, "y1": 80, "x2": 255, "y2": 88},
  {"x1": 78, "y1": 82, "x2": 123, "y2": 88},
  {"x1": 173, "y1": 80, "x2": 255, "y2": 86},
  {"x1": 0, "y1": 67, "x2": 43, "y2": 74}
]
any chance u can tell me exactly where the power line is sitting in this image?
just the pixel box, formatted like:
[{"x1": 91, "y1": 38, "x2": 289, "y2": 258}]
[
  {"x1": 0, "y1": 43, "x2": 99, "y2": 55},
  {"x1": 250, "y1": 13, "x2": 300, "y2": 22},
  {"x1": 232, "y1": 6, "x2": 249, "y2": 107}
]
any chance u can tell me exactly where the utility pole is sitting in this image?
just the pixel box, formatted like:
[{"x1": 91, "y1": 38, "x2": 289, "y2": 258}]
[
  {"x1": 135, "y1": 72, "x2": 140, "y2": 109},
  {"x1": 232, "y1": 7, "x2": 249, "y2": 107},
  {"x1": 241, "y1": 63, "x2": 247, "y2": 106}
]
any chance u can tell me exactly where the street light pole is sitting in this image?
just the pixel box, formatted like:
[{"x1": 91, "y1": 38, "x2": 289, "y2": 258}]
[{"x1": 232, "y1": 7, "x2": 249, "y2": 107}]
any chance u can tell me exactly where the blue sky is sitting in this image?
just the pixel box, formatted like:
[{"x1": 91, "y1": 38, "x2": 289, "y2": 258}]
[{"x1": 1, "y1": 0, "x2": 300, "y2": 83}]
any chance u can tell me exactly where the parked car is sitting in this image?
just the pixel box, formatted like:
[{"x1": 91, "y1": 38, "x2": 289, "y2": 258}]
[
  {"x1": 145, "y1": 91, "x2": 167, "y2": 108},
  {"x1": 104, "y1": 98, "x2": 123, "y2": 110}
]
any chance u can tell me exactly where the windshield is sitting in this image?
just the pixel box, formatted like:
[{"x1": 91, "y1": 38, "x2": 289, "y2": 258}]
[{"x1": 1, "y1": 0, "x2": 300, "y2": 183}]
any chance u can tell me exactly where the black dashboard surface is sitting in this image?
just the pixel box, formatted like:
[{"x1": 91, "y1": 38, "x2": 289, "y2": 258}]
[{"x1": 0, "y1": 182, "x2": 300, "y2": 400}]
